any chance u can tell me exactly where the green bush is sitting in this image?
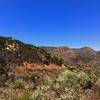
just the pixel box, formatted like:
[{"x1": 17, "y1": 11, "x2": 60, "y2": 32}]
[
  {"x1": 56, "y1": 69, "x2": 95, "y2": 99},
  {"x1": 13, "y1": 78, "x2": 25, "y2": 89},
  {"x1": 58, "y1": 69, "x2": 77, "y2": 81},
  {"x1": 16, "y1": 90, "x2": 33, "y2": 100},
  {"x1": 33, "y1": 92, "x2": 48, "y2": 100},
  {"x1": 51, "y1": 56, "x2": 64, "y2": 66},
  {"x1": 44, "y1": 76, "x2": 54, "y2": 85}
]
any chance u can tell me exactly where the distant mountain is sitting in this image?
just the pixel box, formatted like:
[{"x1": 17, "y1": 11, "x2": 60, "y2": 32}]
[
  {"x1": 0, "y1": 36, "x2": 100, "y2": 100},
  {"x1": 41, "y1": 46, "x2": 100, "y2": 67},
  {"x1": 0, "y1": 36, "x2": 100, "y2": 74}
]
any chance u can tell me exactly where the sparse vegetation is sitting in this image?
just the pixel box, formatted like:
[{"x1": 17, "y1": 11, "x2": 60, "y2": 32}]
[{"x1": 0, "y1": 37, "x2": 100, "y2": 100}]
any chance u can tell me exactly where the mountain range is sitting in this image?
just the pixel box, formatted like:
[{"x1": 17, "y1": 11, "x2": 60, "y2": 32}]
[{"x1": 0, "y1": 36, "x2": 100, "y2": 100}]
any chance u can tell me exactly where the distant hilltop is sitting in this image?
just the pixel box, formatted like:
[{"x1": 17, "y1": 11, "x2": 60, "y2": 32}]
[{"x1": 0, "y1": 36, "x2": 100, "y2": 71}]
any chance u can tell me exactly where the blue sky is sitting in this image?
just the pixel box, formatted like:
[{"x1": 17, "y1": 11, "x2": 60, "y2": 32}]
[{"x1": 0, "y1": 0, "x2": 100, "y2": 50}]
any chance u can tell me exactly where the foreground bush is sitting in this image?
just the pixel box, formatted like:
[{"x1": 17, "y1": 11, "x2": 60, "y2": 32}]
[{"x1": 0, "y1": 68, "x2": 99, "y2": 100}]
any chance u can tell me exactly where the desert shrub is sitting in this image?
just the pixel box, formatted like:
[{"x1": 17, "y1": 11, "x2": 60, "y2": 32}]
[
  {"x1": 16, "y1": 90, "x2": 33, "y2": 100},
  {"x1": 36, "y1": 85, "x2": 50, "y2": 93},
  {"x1": 51, "y1": 56, "x2": 64, "y2": 66},
  {"x1": 0, "y1": 45, "x2": 5, "y2": 50},
  {"x1": 76, "y1": 71, "x2": 91, "y2": 90},
  {"x1": 77, "y1": 71, "x2": 90, "y2": 83},
  {"x1": 44, "y1": 76, "x2": 54, "y2": 85},
  {"x1": 16, "y1": 90, "x2": 49, "y2": 100},
  {"x1": 56, "y1": 69, "x2": 95, "y2": 99},
  {"x1": 43, "y1": 60, "x2": 49, "y2": 65},
  {"x1": 13, "y1": 78, "x2": 25, "y2": 89},
  {"x1": 33, "y1": 76, "x2": 53, "y2": 92},
  {"x1": 0, "y1": 65, "x2": 5, "y2": 75},
  {"x1": 33, "y1": 92, "x2": 48, "y2": 100},
  {"x1": 31, "y1": 73, "x2": 44, "y2": 85},
  {"x1": 85, "y1": 70, "x2": 98, "y2": 82},
  {"x1": 57, "y1": 69, "x2": 77, "y2": 82}
]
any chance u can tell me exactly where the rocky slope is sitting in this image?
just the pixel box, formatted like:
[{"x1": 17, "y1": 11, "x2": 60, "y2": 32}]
[
  {"x1": 0, "y1": 36, "x2": 65, "y2": 86},
  {"x1": 41, "y1": 46, "x2": 100, "y2": 68},
  {"x1": 0, "y1": 37, "x2": 100, "y2": 100}
]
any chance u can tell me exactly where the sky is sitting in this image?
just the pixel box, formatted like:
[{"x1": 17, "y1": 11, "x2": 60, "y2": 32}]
[{"x1": 0, "y1": 0, "x2": 100, "y2": 50}]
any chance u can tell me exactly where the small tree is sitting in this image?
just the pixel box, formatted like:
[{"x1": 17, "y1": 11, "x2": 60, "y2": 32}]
[
  {"x1": 52, "y1": 56, "x2": 64, "y2": 66},
  {"x1": 0, "y1": 58, "x2": 10, "y2": 77}
]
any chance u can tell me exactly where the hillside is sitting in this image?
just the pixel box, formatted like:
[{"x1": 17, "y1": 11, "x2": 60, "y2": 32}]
[
  {"x1": 0, "y1": 37, "x2": 100, "y2": 100},
  {"x1": 0, "y1": 37, "x2": 64, "y2": 65},
  {"x1": 41, "y1": 46, "x2": 100, "y2": 70},
  {"x1": 0, "y1": 37, "x2": 64, "y2": 71}
]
